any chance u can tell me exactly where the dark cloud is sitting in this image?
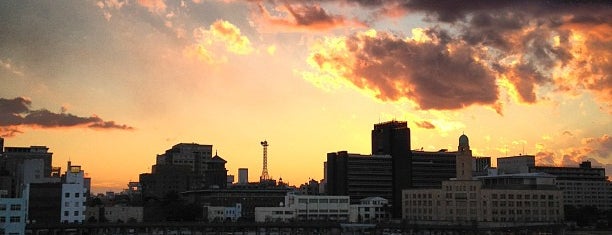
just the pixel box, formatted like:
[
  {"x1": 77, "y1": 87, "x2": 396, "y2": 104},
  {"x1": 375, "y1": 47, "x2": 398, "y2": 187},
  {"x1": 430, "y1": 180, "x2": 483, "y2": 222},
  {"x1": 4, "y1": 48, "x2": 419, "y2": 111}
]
[
  {"x1": 415, "y1": 121, "x2": 435, "y2": 129},
  {"x1": 0, "y1": 97, "x2": 133, "y2": 137},
  {"x1": 255, "y1": 2, "x2": 366, "y2": 31},
  {"x1": 310, "y1": 30, "x2": 499, "y2": 111}
]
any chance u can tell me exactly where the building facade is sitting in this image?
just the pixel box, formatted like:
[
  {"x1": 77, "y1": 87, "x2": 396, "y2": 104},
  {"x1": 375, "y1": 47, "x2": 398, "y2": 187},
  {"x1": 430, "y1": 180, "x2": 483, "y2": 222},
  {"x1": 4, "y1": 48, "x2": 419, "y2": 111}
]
[
  {"x1": 348, "y1": 197, "x2": 389, "y2": 223},
  {"x1": 204, "y1": 203, "x2": 242, "y2": 222},
  {"x1": 60, "y1": 161, "x2": 87, "y2": 223},
  {"x1": 0, "y1": 186, "x2": 28, "y2": 235},
  {"x1": 498, "y1": 155, "x2": 535, "y2": 174},
  {"x1": 255, "y1": 194, "x2": 350, "y2": 222},
  {"x1": 403, "y1": 134, "x2": 564, "y2": 229},
  {"x1": 532, "y1": 161, "x2": 612, "y2": 211}
]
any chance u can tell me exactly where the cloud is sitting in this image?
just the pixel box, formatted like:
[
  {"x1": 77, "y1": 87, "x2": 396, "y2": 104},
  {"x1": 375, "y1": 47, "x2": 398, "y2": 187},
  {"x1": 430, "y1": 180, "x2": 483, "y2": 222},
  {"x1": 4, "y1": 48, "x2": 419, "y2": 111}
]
[
  {"x1": 186, "y1": 20, "x2": 254, "y2": 63},
  {"x1": 254, "y1": 2, "x2": 366, "y2": 32},
  {"x1": 535, "y1": 134, "x2": 612, "y2": 167},
  {"x1": 302, "y1": 1, "x2": 611, "y2": 113},
  {"x1": 137, "y1": 0, "x2": 167, "y2": 14},
  {"x1": 0, "y1": 97, "x2": 133, "y2": 137},
  {"x1": 414, "y1": 120, "x2": 435, "y2": 129},
  {"x1": 0, "y1": 58, "x2": 24, "y2": 77},
  {"x1": 306, "y1": 29, "x2": 499, "y2": 111}
]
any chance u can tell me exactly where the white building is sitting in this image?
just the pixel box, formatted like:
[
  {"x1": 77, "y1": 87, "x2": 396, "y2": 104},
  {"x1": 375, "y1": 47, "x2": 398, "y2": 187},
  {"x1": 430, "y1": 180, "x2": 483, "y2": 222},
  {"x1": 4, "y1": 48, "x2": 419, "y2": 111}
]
[
  {"x1": 0, "y1": 186, "x2": 28, "y2": 235},
  {"x1": 60, "y1": 161, "x2": 87, "y2": 223},
  {"x1": 204, "y1": 203, "x2": 242, "y2": 222},
  {"x1": 349, "y1": 197, "x2": 389, "y2": 223},
  {"x1": 238, "y1": 168, "x2": 248, "y2": 184},
  {"x1": 255, "y1": 194, "x2": 350, "y2": 222}
]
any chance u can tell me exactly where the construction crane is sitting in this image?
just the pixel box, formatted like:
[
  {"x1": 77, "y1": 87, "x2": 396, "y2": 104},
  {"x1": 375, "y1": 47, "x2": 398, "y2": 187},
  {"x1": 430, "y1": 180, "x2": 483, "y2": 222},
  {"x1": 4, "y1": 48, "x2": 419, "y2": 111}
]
[{"x1": 260, "y1": 140, "x2": 270, "y2": 181}]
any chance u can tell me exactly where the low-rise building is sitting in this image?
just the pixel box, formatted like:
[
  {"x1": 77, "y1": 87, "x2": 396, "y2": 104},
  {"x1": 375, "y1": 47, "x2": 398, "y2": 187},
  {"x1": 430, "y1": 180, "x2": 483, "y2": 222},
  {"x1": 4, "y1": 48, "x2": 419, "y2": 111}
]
[
  {"x1": 349, "y1": 197, "x2": 389, "y2": 223},
  {"x1": 0, "y1": 187, "x2": 28, "y2": 235},
  {"x1": 255, "y1": 194, "x2": 350, "y2": 222},
  {"x1": 60, "y1": 161, "x2": 87, "y2": 223},
  {"x1": 204, "y1": 203, "x2": 242, "y2": 222}
]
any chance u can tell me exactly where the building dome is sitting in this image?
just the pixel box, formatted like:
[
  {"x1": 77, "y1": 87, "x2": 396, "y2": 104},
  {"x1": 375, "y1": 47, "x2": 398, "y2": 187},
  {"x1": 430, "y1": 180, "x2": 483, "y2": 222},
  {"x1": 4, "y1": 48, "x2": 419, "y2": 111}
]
[{"x1": 459, "y1": 134, "x2": 469, "y2": 146}]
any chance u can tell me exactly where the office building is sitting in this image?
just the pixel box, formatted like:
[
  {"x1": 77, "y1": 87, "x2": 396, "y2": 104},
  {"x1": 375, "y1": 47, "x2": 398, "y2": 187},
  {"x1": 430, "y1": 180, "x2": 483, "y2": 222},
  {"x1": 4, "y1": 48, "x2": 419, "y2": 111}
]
[
  {"x1": 0, "y1": 186, "x2": 28, "y2": 235},
  {"x1": 1, "y1": 145, "x2": 53, "y2": 197},
  {"x1": 371, "y1": 121, "x2": 411, "y2": 218},
  {"x1": 403, "y1": 134, "x2": 564, "y2": 228},
  {"x1": 531, "y1": 161, "x2": 612, "y2": 211},
  {"x1": 411, "y1": 150, "x2": 456, "y2": 188},
  {"x1": 325, "y1": 152, "x2": 393, "y2": 204}
]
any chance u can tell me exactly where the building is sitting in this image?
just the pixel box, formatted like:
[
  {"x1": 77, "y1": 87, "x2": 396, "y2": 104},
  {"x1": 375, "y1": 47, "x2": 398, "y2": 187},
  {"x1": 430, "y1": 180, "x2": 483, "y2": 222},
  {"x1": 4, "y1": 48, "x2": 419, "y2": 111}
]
[
  {"x1": 60, "y1": 161, "x2": 87, "y2": 223},
  {"x1": 498, "y1": 155, "x2": 535, "y2": 174},
  {"x1": 181, "y1": 185, "x2": 293, "y2": 221},
  {"x1": 371, "y1": 121, "x2": 411, "y2": 218},
  {"x1": 204, "y1": 203, "x2": 242, "y2": 222},
  {"x1": 255, "y1": 194, "x2": 350, "y2": 222},
  {"x1": 325, "y1": 152, "x2": 393, "y2": 204},
  {"x1": 411, "y1": 150, "x2": 456, "y2": 188},
  {"x1": 140, "y1": 143, "x2": 228, "y2": 199},
  {"x1": 238, "y1": 168, "x2": 248, "y2": 185},
  {"x1": 531, "y1": 161, "x2": 612, "y2": 211},
  {"x1": 1, "y1": 145, "x2": 53, "y2": 197},
  {"x1": 28, "y1": 182, "x2": 62, "y2": 224},
  {"x1": 349, "y1": 197, "x2": 390, "y2": 223},
  {"x1": 403, "y1": 134, "x2": 564, "y2": 229},
  {"x1": 0, "y1": 186, "x2": 28, "y2": 235}
]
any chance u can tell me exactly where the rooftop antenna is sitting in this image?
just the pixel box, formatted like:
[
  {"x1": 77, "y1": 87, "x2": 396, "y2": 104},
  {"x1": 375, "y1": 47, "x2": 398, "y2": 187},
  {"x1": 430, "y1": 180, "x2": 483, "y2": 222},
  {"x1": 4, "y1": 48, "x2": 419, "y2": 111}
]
[{"x1": 260, "y1": 140, "x2": 270, "y2": 181}]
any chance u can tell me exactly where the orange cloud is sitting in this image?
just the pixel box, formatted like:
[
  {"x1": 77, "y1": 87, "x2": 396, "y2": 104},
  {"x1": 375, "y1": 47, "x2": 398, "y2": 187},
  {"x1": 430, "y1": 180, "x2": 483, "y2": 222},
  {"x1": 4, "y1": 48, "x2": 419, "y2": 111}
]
[
  {"x1": 137, "y1": 0, "x2": 167, "y2": 14},
  {"x1": 187, "y1": 20, "x2": 254, "y2": 64},
  {"x1": 415, "y1": 120, "x2": 435, "y2": 129},
  {"x1": 255, "y1": 2, "x2": 366, "y2": 32},
  {"x1": 536, "y1": 134, "x2": 611, "y2": 167}
]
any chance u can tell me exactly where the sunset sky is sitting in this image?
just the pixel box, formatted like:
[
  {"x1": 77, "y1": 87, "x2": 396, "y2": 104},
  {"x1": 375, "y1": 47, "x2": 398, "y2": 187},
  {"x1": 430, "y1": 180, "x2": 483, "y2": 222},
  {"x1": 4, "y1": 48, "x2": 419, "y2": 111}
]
[{"x1": 1, "y1": 0, "x2": 610, "y2": 193}]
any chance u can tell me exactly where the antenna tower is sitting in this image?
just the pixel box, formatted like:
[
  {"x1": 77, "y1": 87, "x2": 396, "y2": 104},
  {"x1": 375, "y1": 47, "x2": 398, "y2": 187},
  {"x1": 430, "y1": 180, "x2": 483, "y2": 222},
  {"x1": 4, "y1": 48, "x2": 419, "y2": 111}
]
[{"x1": 260, "y1": 140, "x2": 270, "y2": 181}]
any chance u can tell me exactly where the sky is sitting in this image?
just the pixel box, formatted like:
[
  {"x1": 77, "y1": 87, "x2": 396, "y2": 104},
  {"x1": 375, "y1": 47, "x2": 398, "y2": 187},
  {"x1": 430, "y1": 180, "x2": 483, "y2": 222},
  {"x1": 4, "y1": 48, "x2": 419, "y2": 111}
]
[{"x1": 0, "y1": 0, "x2": 610, "y2": 193}]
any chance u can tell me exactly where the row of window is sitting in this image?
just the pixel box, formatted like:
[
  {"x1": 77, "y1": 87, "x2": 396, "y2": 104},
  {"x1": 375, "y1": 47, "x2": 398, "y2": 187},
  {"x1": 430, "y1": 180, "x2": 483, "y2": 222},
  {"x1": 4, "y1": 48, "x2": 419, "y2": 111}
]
[
  {"x1": 64, "y1": 192, "x2": 81, "y2": 198},
  {"x1": 491, "y1": 193, "x2": 555, "y2": 200},
  {"x1": 63, "y1": 210, "x2": 81, "y2": 216},
  {"x1": 297, "y1": 209, "x2": 349, "y2": 213},
  {"x1": 0, "y1": 216, "x2": 21, "y2": 223},
  {"x1": 297, "y1": 198, "x2": 349, "y2": 204},
  {"x1": 0, "y1": 204, "x2": 21, "y2": 211}
]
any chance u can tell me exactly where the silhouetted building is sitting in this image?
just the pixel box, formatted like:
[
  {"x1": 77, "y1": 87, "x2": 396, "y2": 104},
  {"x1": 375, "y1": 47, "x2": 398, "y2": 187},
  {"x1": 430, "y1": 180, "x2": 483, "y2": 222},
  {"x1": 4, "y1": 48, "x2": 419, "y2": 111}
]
[
  {"x1": 28, "y1": 182, "x2": 62, "y2": 224},
  {"x1": 498, "y1": 155, "x2": 535, "y2": 174},
  {"x1": 411, "y1": 150, "x2": 457, "y2": 188},
  {"x1": 139, "y1": 143, "x2": 228, "y2": 199},
  {"x1": 326, "y1": 152, "x2": 393, "y2": 204},
  {"x1": 371, "y1": 121, "x2": 411, "y2": 218},
  {"x1": 238, "y1": 168, "x2": 248, "y2": 184}
]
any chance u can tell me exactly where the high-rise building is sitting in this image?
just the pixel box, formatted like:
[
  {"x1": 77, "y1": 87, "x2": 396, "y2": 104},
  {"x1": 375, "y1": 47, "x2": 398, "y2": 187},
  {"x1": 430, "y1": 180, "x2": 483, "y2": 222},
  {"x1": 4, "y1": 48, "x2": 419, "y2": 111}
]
[
  {"x1": 371, "y1": 121, "x2": 411, "y2": 218},
  {"x1": 411, "y1": 150, "x2": 456, "y2": 188},
  {"x1": 1, "y1": 145, "x2": 53, "y2": 197}
]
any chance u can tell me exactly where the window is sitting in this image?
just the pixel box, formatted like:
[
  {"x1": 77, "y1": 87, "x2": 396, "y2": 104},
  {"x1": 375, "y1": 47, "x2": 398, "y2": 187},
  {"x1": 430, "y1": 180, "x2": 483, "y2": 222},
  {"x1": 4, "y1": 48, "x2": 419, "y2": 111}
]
[
  {"x1": 65, "y1": 193, "x2": 70, "y2": 198},
  {"x1": 0, "y1": 204, "x2": 5, "y2": 211},
  {"x1": 75, "y1": 193, "x2": 80, "y2": 198},
  {"x1": 74, "y1": 211, "x2": 79, "y2": 216},
  {"x1": 10, "y1": 204, "x2": 20, "y2": 211},
  {"x1": 0, "y1": 217, "x2": 5, "y2": 223},
  {"x1": 9, "y1": 216, "x2": 20, "y2": 223},
  {"x1": 65, "y1": 202, "x2": 70, "y2": 207},
  {"x1": 64, "y1": 211, "x2": 69, "y2": 216}
]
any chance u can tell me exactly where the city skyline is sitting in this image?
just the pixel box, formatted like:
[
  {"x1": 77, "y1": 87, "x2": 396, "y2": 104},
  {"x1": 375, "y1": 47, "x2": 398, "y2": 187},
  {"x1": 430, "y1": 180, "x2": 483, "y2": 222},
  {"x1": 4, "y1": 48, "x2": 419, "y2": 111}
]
[{"x1": 1, "y1": 0, "x2": 610, "y2": 192}]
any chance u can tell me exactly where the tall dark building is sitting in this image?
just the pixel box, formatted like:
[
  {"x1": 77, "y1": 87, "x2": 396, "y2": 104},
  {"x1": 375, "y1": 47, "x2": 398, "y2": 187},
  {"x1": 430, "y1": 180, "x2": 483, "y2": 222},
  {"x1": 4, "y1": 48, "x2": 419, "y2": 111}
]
[
  {"x1": 371, "y1": 121, "x2": 411, "y2": 218},
  {"x1": 411, "y1": 150, "x2": 456, "y2": 188},
  {"x1": 28, "y1": 182, "x2": 62, "y2": 224},
  {"x1": 326, "y1": 151, "x2": 393, "y2": 203}
]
